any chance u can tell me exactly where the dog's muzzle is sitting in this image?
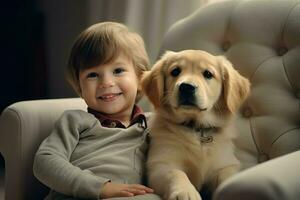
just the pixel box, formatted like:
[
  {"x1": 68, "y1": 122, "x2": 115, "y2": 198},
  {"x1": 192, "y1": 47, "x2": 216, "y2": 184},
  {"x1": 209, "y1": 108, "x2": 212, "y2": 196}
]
[{"x1": 178, "y1": 83, "x2": 197, "y2": 106}]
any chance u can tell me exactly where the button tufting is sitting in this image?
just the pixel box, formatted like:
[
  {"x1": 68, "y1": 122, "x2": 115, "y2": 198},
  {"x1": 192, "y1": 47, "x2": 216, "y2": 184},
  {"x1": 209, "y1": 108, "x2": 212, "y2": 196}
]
[
  {"x1": 277, "y1": 47, "x2": 288, "y2": 56},
  {"x1": 243, "y1": 107, "x2": 253, "y2": 118},
  {"x1": 296, "y1": 91, "x2": 300, "y2": 99},
  {"x1": 258, "y1": 153, "x2": 269, "y2": 163},
  {"x1": 222, "y1": 41, "x2": 231, "y2": 51}
]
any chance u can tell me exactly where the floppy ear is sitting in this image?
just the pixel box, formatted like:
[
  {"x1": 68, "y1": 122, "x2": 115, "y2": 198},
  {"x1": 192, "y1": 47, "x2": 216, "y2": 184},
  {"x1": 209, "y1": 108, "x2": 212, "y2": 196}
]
[
  {"x1": 141, "y1": 59, "x2": 165, "y2": 109},
  {"x1": 141, "y1": 51, "x2": 178, "y2": 109},
  {"x1": 219, "y1": 56, "x2": 251, "y2": 113}
]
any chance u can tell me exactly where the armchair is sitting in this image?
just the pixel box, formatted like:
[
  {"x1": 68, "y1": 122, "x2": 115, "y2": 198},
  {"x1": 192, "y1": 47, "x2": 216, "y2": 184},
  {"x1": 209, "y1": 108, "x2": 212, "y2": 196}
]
[
  {"x1": 0, "y1": 98, "x2": 87, "y2": 200},
  {"x1": 159, "y1": 0, "x2": 300, "y2": 199},
  {"x1": 0, "y1": 0, "x2": 300, "y2": 199}
]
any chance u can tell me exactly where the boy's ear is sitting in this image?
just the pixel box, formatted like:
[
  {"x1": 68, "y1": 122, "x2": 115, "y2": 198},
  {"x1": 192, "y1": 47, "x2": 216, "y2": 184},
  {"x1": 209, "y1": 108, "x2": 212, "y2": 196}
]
[{"x1": 141, "y1": 60, "x2": 165, "y2": 109}]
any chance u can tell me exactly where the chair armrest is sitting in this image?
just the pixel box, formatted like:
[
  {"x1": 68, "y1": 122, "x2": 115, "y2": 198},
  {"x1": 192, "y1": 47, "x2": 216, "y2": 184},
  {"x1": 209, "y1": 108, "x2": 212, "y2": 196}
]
[
  {"x1": 0, "y1": 98, "x2": 86, "y2": 200},
  {"x1": 213, "y1": 150, "x2": 300, "y2": 200}
]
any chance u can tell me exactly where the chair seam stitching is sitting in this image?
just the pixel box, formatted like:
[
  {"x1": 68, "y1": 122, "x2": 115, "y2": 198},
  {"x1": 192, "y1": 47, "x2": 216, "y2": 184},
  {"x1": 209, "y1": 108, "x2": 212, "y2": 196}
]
[
  {"x1": 5, "y1": 108, "x2": 24, "y2": 165},
  {"x1": 249, "y1": 117, "x2": 262, "y2": 155},
  {"x1": 280, "y1": 1, "x2": 299, "y2": 92},
  {"x1": 269, "y1": 126, "x2": 300, "y2": 154}
]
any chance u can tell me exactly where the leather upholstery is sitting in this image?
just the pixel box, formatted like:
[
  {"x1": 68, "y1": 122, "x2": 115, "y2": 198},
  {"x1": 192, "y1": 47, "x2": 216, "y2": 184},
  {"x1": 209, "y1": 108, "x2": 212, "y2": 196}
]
[{"x1": 159, "y1": 0, "x2": 300, "y2": 169}]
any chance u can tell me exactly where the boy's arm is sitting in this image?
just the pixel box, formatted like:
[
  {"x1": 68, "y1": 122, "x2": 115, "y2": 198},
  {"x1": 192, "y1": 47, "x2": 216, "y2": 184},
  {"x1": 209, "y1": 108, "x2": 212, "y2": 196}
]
[
  {"x1": 100, "y1": 182, "x2": 154, "y2": 198},
  {"x1": 33, "y1": 110, "x2": 110, "y2": 199}
]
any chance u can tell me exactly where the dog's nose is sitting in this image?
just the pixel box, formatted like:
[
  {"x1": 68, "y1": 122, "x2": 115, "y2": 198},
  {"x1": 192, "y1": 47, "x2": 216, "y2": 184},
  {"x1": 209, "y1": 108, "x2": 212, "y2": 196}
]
[
  {"x1": 178, "y1": 83, "x2": 197, "y2": 106},
  {"x1": 179, "y1": 83, "x2": 197, "y2": 94}
]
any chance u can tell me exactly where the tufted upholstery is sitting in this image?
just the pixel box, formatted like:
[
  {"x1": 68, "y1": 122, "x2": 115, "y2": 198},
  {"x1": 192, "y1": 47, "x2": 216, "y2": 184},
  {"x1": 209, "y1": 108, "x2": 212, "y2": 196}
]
[{"x1": 159, "y1": 0, "x2": 300, "y2": 170}]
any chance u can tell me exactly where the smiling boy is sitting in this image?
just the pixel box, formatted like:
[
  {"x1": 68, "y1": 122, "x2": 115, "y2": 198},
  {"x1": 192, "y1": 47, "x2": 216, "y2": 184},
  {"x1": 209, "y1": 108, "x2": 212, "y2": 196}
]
[{"x1": 33, "y1": 22, "x2": 160, "y2": 200}]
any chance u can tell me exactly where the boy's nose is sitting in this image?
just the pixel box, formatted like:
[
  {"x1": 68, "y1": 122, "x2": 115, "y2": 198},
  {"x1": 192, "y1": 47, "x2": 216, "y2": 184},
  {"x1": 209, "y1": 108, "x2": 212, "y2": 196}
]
[{"x1": 99, "y1": 74, "x2": 114, "y2": 88}]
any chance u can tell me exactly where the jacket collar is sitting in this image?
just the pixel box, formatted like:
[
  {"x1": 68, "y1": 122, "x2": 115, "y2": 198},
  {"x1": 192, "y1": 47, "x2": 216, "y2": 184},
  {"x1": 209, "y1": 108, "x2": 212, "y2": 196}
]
[{"x1": 88, "y1": 105, "x2": 147, "y2": 129}]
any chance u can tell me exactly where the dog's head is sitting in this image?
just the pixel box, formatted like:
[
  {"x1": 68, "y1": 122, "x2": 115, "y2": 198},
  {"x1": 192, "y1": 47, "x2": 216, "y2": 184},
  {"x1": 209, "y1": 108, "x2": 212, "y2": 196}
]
[{"x1": 142, "y1": 50, "x2": 250, "y2": 124}]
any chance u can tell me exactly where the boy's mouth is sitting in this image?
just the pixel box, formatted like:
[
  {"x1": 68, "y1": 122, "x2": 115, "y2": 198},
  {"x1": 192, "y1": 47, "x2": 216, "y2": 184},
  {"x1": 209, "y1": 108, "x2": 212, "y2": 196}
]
[{"x1": 98, "y1": 93, "x2": 122, "y2": 102}]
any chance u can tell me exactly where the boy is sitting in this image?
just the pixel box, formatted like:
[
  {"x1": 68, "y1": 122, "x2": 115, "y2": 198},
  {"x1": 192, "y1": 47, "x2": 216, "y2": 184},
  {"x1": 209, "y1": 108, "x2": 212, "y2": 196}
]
[{"x1": 33, "y1": 22, "x2": 160, "y2": 200}]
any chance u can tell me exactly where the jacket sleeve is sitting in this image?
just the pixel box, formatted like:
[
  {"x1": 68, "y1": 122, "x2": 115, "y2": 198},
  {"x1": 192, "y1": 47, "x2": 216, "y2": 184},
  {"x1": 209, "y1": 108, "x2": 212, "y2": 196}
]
[{"x1": 33, "y1": 110, "x2": 110, "y2": 199}]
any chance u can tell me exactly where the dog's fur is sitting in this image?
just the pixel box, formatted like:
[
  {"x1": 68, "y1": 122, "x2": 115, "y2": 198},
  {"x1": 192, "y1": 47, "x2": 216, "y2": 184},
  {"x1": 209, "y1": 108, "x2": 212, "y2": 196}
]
[{"x1": 141, "y1": 50, "x2": 250, "y2": 200}]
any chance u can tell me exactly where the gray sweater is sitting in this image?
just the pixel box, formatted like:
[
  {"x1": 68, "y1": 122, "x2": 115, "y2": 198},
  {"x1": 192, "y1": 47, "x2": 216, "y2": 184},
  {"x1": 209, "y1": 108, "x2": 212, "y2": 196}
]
[{"x1": 33, "y1": 110, "x2": 150, "y2": 200}]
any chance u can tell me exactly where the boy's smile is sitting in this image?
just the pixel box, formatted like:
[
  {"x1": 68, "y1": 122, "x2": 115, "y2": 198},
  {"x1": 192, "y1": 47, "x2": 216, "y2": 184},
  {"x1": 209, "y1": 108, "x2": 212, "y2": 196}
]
[
  {"x1": 98, "y1": 92, "x2": 122, "y2": 102},
  {"x1": 79, "y1": 53, "x2": 139, "y2": 126}
]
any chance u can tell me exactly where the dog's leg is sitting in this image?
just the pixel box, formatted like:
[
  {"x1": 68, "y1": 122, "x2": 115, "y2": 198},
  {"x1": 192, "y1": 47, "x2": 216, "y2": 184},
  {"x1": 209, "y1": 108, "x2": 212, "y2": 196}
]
[
  {"x1": 149, "y1": 166, "x2": 202, "y2": 200},
  {"x1": 168, "y1": 169, "x2": 202, "y2": 200},
  {"x1": 210, "y1": 164, "x2": 239, "y2": 191}
]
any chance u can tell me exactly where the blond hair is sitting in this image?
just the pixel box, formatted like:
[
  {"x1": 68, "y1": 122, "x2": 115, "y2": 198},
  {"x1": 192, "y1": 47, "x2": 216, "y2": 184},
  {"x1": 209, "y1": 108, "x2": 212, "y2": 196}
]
[{"x1": 66, "y1": 22, "x2": 150, "y2": 102}]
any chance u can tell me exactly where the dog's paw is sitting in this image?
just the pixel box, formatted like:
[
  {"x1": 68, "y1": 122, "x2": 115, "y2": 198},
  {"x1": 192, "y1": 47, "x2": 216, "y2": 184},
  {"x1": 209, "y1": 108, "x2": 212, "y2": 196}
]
[{"x1": 167, "y1": 183, "x2": 201, "y2": 200}]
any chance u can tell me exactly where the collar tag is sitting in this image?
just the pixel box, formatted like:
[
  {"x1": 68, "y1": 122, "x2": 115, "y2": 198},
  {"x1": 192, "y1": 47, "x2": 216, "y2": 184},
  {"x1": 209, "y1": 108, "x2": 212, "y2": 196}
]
[
  {"x1": 181, "y1": 121, "x2": 216, "y2": 143},
  {"x1": 195, "y1": 127, "x2": 215, "y2": 143},
  {"x1": 199, "y1": 134, "x2": 213, "y2": 143}
]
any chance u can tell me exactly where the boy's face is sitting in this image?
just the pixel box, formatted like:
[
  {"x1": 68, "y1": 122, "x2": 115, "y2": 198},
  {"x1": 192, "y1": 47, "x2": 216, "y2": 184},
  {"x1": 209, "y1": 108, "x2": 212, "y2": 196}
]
[{"x1": 79, "y1": 53, "x2": 139, "y2": 122}]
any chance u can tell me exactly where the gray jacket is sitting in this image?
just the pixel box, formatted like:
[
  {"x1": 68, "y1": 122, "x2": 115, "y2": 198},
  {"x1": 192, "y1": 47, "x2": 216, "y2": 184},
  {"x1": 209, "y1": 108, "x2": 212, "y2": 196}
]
[{"x1": 33, "y1": 110, "x2": 150, "y2": 200}]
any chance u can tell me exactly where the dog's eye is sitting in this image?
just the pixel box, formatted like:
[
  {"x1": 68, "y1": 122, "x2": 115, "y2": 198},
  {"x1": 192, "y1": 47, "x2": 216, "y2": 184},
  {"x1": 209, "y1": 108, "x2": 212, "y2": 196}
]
[
  {"x1": 203, "y1": 70, "x2": 213, "y2": 79},
  {"x1": 171, "y1": 67, "x2": 181, "y2": 77}
]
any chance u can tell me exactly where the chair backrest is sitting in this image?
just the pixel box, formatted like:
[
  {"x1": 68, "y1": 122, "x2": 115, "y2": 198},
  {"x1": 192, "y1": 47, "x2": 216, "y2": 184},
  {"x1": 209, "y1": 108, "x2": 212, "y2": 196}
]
[
  {"x1": 0, "y1": 98, "x2": 87, "y2": 200},
  {"x1": 159, "y1": 0, "x2": 300, "y2": 169}
]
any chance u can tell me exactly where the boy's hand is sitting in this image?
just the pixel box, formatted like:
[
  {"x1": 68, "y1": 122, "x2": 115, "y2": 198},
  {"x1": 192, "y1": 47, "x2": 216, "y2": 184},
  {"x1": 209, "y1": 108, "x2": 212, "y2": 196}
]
[{"x1": 100, "y1": 182, "x2": 154, "y2": 199}]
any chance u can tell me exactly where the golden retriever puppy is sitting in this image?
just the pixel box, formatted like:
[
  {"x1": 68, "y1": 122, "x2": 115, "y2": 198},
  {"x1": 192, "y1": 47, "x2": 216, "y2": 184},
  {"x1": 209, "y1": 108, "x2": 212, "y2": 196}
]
[{"x1": 141, "y1": 50, "x2": 250, "y2": 200}]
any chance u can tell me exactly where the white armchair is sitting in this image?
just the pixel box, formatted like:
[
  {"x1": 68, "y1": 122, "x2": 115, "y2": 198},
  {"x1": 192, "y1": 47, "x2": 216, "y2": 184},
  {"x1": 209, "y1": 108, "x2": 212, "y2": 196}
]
[
  {"x1": 0, "y1": 98, "x2": 87, "y2": 200},
  {"x1": 158, "y1": 0, "x2": 300, "y2": 199}
]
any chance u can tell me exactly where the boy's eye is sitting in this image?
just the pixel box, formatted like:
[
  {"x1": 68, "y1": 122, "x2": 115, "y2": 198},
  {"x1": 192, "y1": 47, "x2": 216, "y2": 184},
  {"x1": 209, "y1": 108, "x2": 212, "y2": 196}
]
[
  {"x1": 87, "y1": 72, "x2": 98, "y2": 79},
  {"x1": 114, "y1": 68, "x2": 125, "y2": 75}
]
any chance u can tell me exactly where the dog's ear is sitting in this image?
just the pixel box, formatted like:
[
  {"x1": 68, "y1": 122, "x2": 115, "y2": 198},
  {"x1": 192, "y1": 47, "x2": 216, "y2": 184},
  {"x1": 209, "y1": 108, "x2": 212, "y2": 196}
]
[
  {"x1": 141, "y1": 51, "x2": 177, "y2": 108},
  {"x1": 141, "y1": 59, "x2": 165, "y2": 109},
  {"x1": 218, "y1": 56, "x2": 251, "y2": 113}
]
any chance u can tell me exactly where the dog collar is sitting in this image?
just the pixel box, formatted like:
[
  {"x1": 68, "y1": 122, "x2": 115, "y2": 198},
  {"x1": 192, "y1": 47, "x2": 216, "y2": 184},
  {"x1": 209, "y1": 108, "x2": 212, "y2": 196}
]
[{"x1": 181, "y1": 121, "x2": 219, "y2": 143}]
